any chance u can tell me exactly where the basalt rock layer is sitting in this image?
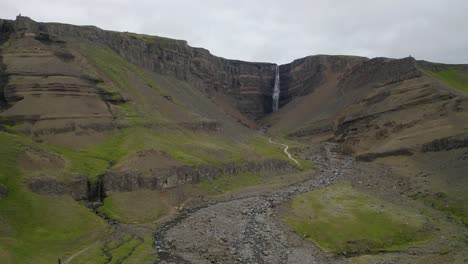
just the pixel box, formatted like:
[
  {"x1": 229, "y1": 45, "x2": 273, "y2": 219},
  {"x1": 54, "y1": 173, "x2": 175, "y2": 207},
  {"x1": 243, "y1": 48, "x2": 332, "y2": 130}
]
[
  {"x1": 1, "y1": 15, "x2": 468, "y2": 264},
  {"x1": 1, "y1": 16, "x2": 467, "y2": 162},
  {"x1": 103, "y1": 159, "x2": 296, "y2": 192},
  {"x1": 278, "y1": 55, "x2": 368, "y2": 107},
  {"x1": 1, "y1": 16, "x2": 278, "y2": 120},
  {"x1": 25, "y1": 159, "x2": 296, "y2": 198}
]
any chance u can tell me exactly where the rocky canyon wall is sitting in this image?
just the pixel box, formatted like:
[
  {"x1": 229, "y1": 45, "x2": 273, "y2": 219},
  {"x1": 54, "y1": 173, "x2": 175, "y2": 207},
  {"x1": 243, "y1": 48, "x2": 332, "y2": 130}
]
[
  {"x1": 3, "y1": 16, "x2": 278, "y2": 119},
  {"x1": 26, "y1": 159, "x2": 297, "y2": 199},
  {"x1": 278, "y1": 55, "x2": 368, "y2": 107}
]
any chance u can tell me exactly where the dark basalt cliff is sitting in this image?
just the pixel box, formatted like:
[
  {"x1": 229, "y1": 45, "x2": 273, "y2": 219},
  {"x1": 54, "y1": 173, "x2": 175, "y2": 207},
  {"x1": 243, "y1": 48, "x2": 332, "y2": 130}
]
[
  {"x1": 2, "y1": 16, "x2": 466, "y2": 137},
  {"x1": 0, "y1": 16, "x2": 377, "y2": 119},
  {"x1": 278, "y1": 55, "x2": 368, "y2": 107},
  {"x1": 26, "y1": 159, "x2": 296, "y2": 199},
  {"x1": 103, "y1": 159, "x2": 295, "y2": 192},
  {"x1": 1, "y1": 16, "x2": 279, "y2": 119}
]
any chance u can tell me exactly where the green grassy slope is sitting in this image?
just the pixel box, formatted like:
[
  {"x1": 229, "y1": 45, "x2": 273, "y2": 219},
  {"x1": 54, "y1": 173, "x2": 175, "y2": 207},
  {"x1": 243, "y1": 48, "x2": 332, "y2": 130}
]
[
  {"x1": 412, "y1": 191, "x2": 468, "y2": 225},
  {"x1": 48, "y1": 127, "x2": 309, "y2": 181},
  {"x1": 0, "y1": 132, "x2": 109, "y2": 264},
  {"x1": 421, "y1": 66, "x2": 468, "y2": 92},
  {"x1": 284, "y1": 183, "x2": 432, "y2": 254},
  {"x1": 68, "y1": 233, "x2": 155, "y2": 264},
  {"x1": 98, "y1": 190, "x2": 170, "y2": 224},
  {"x1": 0, "y1": 35, "x2": 315, "y2": 263}
]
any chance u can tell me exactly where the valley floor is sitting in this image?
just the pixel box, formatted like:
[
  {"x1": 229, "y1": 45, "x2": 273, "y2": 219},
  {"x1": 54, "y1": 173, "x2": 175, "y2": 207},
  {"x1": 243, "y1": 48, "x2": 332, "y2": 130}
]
[{"x1": 150, "y1": 143, "x2": 468, "y2": 264}]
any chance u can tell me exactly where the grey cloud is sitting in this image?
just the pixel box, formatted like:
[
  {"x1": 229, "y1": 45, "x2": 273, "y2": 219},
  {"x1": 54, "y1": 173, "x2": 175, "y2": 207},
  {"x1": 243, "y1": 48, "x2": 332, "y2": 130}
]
[{"x1": 1, "y1": 0, "x2": 467, "y2": 64}]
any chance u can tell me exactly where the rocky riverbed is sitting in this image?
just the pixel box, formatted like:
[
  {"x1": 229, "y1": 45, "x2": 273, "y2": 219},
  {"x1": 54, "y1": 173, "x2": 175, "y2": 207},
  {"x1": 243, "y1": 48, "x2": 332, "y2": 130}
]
[
  {"x1": 154, "y1": 143, "x2": 355, "y2": 263},
  {"x1": 153, "y1": 141, "x2": 468, "y2": 264}
]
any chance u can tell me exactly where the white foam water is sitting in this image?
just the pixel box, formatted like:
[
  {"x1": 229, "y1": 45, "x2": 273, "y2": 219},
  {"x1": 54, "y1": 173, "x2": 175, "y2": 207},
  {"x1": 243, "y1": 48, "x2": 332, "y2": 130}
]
[{"x1": 272, "y1": 65, "x2": 280, "y2": 112}]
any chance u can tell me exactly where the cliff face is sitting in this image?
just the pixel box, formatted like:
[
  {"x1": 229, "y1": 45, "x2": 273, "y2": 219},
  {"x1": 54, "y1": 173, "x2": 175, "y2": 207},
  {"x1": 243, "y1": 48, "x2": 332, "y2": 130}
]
[
  {"x1": 278, "y1": 55, "x2": 368, "y2": 107},
  {"x1": 103, "y1": 159, "x2": 296, "y2": 192},
  {"x1": 336, "y1": 56, "x2": 421, "y2": 92},
  {"x1": 4, "y1": 16, "x2": 278, "y2": 119},
  {"x1": 0, "y1": 23, "x2": 116, "y2": 145},
  {"x1": 2, "y1": 17, "x2": 405, "y2": 121},
  {"x1": 25, "y1": 159, "x2": 296, "y2": 198},
  {"x1": 2, "y1": 16, "x2": 467, "y2": 154},
  {"x1": 273, "y1": 54, "x2": 468, "y2": 157}
]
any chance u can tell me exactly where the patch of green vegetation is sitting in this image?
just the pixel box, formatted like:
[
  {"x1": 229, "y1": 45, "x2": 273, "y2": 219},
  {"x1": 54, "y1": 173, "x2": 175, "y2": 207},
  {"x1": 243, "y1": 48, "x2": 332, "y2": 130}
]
[
  {"x1": 421, "y1": 67, "x2": 468, "y2": 92},
  {"x1": 264, "y1": 137, "x2": 315, "y2": 171},
  {"x1": 198, "y1": 172, "x2": 262, "y2": 195},
  {"x1": 296, "y1": 158, "x2": 315, "y2": 170},
  {"x1": 197, "y1": 171, "x2": 310, "y2": 195},
  {"x1": 126, "y1": 32, "x2": 158, "y2": 43},
  {"x1": 115, "y1": 102, "x2": 146, "y2": 126},
  {"x1": 284, "y1": 183, "x2": 431, "y2": 254},
  {"x1": 106, "y1": 236, "x2": 142, "y2": 264},
  {"x1": 98, "y1": 191, "x2": 170, "y2": 224},
  {"x1": 125, "y1": 32, "x2": 177, "y2": 48},
  {"x1": 437, "y1": 247, "x2": 453, "y2": 255},
  {"x1": 96, "y1": 82, "x2": 125, "y2": 101},
  {"x1": 0, "y1": 132, "x2": 109, "y2": 264},
  {"x1": 48, "y1": 129, "x2": 137, "y2": 181},
  {"x1": 70, "y1": 233, "x2": 153, "y2": 264},
  {"x1": 43, "y1": 127, "x2": 306, "y2": 182},
  {"x1": 80, "y1": 44, "x2": 169, "y2": 124},
  {"x1": 68, "y1": 242, "x2": 108, "y2": 264},
  {"x1": 120, "y1": 235, "x2": 155, "y2": 264},
  {"x1": 0, "y1": 38, "x2": 11, "y2": 49},
  {"x1": 413, "y1": 192, "x2": 468, "y2": 225},
  {"x1": 0, "y1": 123, "x2": 18, "y2": 134},
  {"x1": 0, "y1": 127, "x2": 308, "y2": 261},
  {"x1": 80, "y1": 44, "x2": 169, "y2": 97},
  {"x1": 249, "y1": 136, "x2": 287, "y2": 161}
]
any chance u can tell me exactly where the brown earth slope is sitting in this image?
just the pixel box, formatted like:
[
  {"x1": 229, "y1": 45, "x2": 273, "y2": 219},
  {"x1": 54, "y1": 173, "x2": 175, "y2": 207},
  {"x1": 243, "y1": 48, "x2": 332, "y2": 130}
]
[{"x1": 265, "y1": 54, "x2": 468, "y2": 227}]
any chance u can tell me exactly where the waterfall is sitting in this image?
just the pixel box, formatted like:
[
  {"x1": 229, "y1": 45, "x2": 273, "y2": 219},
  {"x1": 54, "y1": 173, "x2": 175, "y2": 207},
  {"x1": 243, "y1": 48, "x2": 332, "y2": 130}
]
[{"x1": 272, "y1": 65, "x2": 280, "y2": 112}]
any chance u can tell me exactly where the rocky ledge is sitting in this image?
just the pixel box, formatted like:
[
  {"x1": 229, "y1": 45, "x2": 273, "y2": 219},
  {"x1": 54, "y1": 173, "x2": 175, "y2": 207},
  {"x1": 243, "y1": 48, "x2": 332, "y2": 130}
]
[
  {"x1": 103, "y1": 159, "x2": 296, "y2": 192},
  {"x1": 26, "y1": 159, "x2": 296, "y2": 199}
]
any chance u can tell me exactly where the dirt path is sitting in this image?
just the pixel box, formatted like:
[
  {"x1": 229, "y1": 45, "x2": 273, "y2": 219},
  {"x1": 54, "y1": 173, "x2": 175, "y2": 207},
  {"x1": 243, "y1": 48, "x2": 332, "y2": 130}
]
[
  {"x1": 62, "y1": 203, "x2": 122, "y2": 264},
  {"x1": 62, "y1": 241, "x2": 100, "y2": 264},
  {"x1": 154, "y1": 143, "x2": 353, "y2": 264},
  {"x1": 268, "y1": 138, "x2": 301, "y2": 166}
]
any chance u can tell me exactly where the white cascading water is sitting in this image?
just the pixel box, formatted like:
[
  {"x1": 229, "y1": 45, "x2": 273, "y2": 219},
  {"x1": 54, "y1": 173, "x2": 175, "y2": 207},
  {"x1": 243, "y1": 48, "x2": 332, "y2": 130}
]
[{"x1": 272, "y1": 65, "x2": 280, "y2": 112}]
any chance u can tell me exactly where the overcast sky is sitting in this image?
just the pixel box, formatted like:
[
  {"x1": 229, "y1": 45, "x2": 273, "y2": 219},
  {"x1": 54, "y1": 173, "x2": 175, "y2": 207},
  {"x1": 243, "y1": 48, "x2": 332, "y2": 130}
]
[{"x1": 1, "y1": 0, "x2": 467, "y2": 64}]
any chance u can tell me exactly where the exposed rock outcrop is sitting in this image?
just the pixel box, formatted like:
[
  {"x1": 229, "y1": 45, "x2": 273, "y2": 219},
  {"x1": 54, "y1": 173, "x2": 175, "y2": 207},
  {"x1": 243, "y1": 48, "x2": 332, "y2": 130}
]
[
  {"x1": 103, "y1": 159, "x2": 296, "y2": 192},
  {"x1": 27, "y1": 173, "x2": 88, "y2": 200},
  {"x1": 0, "y1": 27, "x2": 116, "y2": 143},
  {"x1": 355, "y1": 148, "x2": 414, "y2": 162},
  {"x1": 337, "y1": 57, "x2": 421, "y2": 92},
  {"x1": 421, "y1": 134, "x2": 468, "y2": 152},
  {"x1": 0, "y1": 58, "x2": 6, "y2": 110},
  {"x1": 179, "y1": 120, "x2": 221, "y2": 132},
  {"x1": 332, "y1": 66, "x2": 464, "y2": 153},
  {"x1": 417, "y1": 60, "x2": 468, "y2": 73},
  {"x1": 2, "y1": 16, "x2": 278, "y2": 119},
  {"x1": 279, "y1": 55, "x2": 367, "y2": 106},
  {"x1": 24, "y1": 155, "x2": 297, "y2": 198}
]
